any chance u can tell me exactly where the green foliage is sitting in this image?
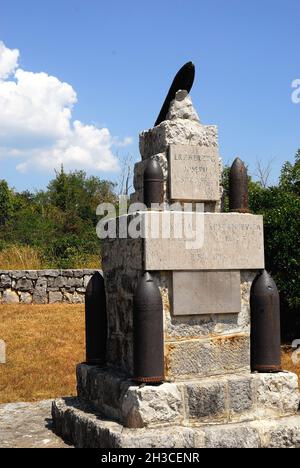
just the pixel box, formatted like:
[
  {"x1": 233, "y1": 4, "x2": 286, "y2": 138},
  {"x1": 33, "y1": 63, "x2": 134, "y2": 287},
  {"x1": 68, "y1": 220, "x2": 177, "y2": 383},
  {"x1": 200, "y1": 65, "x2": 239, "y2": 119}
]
[
  {"x1": 251, "y1": 155, "x2": 300, "y2": 340},
  {"x1": 0, "y1": 180, "x2": 14, "y2": 226},
  {"x1": 223, "y1": 152, "x2": 300, "y2": 340},
  {"x1": 0, "y1": 168, "x2": 117, "y2": 269},
  {"x1": 1, "y1": 154, "x2": 300, "y2": 339},
  {"x1": 279, "y1": 149, "x2": 300, "y2": 195},
  {"x1": 252, "y1": 187, "x2": 300, "y2": 305}
]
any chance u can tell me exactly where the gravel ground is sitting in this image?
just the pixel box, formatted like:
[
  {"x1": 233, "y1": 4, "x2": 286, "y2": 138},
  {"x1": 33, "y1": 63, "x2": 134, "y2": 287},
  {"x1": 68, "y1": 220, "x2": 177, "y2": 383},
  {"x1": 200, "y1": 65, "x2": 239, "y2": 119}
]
[{"x1": 0, "y1": 400, "x2": 71, "y2": 448}]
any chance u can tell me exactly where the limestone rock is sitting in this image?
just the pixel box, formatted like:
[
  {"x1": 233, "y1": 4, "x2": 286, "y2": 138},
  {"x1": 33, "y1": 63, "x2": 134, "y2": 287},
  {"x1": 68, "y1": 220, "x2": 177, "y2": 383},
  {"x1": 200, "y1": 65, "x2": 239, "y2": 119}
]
[
  {"x1": 10, "y1": 271, "x2": 26, "y2": 279},
  {"x1": 19, "y1": 292, "x2": 33, "y2": 304},
  {"x1": 2, "y1": 289, "x2": 19, "y2": 304},
  {"x1": 26, "y1": 271, "x2": 38, "y2": 280},
  {"x1": 0, "y1": 274, "x2": 11, "y2": 289},
  {"x1": 52, "y1": 398, "x2": 196, "y2": 449},
  {"x1": 52, "y1": 397, "x2": 300, "y2": 448},
  {"x1": 204, "y1": 424, "x2": 260, "y2": 449},
  {"x1": 33, "y1": 277, "x2": 47, "y2": 304},
  {"x1": 66, "y1": 277, "x2": 83, "y2": 289},
  {"x1": 49, "y1": 291, "x2": 63, "y2": 304},
  {"x1": 73, "y1": 270, "x2": 83, "y2": 278},
  {"x1": 228, "y1": 375, "x2": 253, "y2": 414},
  {"x1": 38, "y1": 270, "x2": 60, "y2": 277},
  {"x1": 165, "y1": 334, "x2": 250, "y2": 380},
  {"x1": 186, "y1": 380, "x2": 227, "y2": 421},
  {"x1": 63, "y1": 291, "x2": 84, "y2": 304},
  {"x1": 15, "y1": 278, "x2": 33, "y2": 292},
  {"x1": 254, "y1": 372, "x2": 300, "y2": 416},
  {"x1": 51, "y1": 276, "x2": 66, "y2": 289},
  {"x1": 166, "y1": 90, "x2": 200, "y2": 122},
  {"x1": 140, "y1": 120, "x2": 218, "y2": 160},
  {"x1": 122, "y1": 383, "x2": 184, "y2": 428},
  {"x1": 83, "y1": 275, "x2": 93, "y2": 289},
  {"x1": 267, "y1": 417, "x2": 300, "y2": 448},
  {"x1": 83, "y1": 269, "x2": 99, "y2": 275},
  {"x1": 63, "y1": 270, "x2": 74, "y2": 277}
]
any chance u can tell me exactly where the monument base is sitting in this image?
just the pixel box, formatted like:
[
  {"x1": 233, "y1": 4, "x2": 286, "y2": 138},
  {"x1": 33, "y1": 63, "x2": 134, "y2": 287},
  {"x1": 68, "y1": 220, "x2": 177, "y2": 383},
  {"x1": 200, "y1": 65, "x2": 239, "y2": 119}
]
[
  {"x1": 52, "y1": 365, "x2": 300, "y2": 448},
  {"x1": 52, "y1": 397, "x2": 300, "y2": 448}
]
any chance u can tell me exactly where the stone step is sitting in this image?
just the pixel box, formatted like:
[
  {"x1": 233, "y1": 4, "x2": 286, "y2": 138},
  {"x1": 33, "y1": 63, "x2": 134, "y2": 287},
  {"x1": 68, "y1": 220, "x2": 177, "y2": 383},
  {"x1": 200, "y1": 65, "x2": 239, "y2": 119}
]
[
  {"x1": 52, "y1": 397, "x2": 300, "y2": 448},
  {"x1": 76, "y1": 365, "x2": 300, "y2": 428}
]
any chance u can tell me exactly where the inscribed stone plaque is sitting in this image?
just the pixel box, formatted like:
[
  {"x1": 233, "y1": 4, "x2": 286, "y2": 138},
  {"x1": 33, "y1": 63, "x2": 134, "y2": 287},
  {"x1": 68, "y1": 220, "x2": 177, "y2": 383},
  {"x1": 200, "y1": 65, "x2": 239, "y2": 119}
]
[
  {"x1": 143, "y1": 212, "x2": 265, "y2": 270},
  {"x1": 172, "y1": 271, "x2": 241, "y2": 316},
  {"x1": 169, "y1": 144, "x2": 220, "y2": 201}
]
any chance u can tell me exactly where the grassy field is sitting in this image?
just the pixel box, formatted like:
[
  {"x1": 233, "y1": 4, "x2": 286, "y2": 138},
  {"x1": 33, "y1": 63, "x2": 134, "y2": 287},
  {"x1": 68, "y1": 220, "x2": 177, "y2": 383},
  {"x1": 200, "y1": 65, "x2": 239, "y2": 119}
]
[
  {"x1": 0, "y1": 304, "x2": 85, "y2": 404},
  {"x1": 0, "y1": 245, "x2": 100, "y2": 269},
  {"x1": 0, "y1": 304, "x2": 299, "y2": 403}
]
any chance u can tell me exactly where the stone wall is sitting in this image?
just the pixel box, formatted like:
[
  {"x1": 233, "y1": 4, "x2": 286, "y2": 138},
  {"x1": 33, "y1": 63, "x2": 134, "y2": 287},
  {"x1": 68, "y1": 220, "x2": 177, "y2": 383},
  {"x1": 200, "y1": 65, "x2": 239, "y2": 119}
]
[{"x1": 0, "y1": 269, "x2": 101, "y2": 304}]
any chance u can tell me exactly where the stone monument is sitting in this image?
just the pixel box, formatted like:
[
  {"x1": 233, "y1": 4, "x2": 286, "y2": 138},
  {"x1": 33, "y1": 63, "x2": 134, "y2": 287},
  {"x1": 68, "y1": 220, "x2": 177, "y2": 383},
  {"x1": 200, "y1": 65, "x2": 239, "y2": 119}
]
[{"x1": 52, "y1": 64, "x2": 300, "y2": 448}]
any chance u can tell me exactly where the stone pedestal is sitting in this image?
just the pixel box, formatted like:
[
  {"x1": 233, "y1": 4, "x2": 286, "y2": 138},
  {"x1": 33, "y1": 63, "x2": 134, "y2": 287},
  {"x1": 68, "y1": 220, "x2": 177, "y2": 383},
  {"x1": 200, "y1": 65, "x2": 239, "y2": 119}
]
[
  {"x1": 100, "y1": 216, "x2": 264, "y2": 380},
  {"x1": 52, "y1": 91, "x2": 300, "y2": 448},
  {"x1": 52, "y1": 366, "x2": 300, "y2": 448}
]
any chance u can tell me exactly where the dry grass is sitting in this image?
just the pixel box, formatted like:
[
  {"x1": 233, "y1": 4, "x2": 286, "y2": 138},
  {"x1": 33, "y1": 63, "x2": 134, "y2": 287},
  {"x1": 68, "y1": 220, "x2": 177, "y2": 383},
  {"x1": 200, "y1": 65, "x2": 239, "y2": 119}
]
[
  {"x1": 0, "y1": 245, "x2": 101, "y2": 270},
  {"x1": 0, "y1": 304, "x2": 85, "y2": 404},
  {"x1": 69, "y1": 254, "x2": 101, "y2": 270},
  {"x1": 282, "y1": 346, "x2": 300, "y2": 387},
  {"x1": 0, "y1": 245, "x2": 43, "y2": 270},
  {"x1": 0, "y1": 303, "x2": 299, "y2": 404}
]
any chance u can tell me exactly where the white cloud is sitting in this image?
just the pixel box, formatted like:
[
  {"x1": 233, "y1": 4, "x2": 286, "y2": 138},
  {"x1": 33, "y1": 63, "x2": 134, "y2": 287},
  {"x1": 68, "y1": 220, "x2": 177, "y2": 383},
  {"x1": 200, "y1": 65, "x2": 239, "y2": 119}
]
[
  {"x1": 0, "y1": 42, "x2": 19, "y2": 79},
  {"x1": 0, "y1": 42, "x2": 131, "y2": 173}
]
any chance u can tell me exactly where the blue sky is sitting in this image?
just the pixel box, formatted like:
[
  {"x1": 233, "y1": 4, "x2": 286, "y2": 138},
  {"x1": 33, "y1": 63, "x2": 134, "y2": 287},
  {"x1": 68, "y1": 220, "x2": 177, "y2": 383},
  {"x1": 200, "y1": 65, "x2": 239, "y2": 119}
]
[{"x1": 1, "y1": 0, "x2": 300, "y2": 191}]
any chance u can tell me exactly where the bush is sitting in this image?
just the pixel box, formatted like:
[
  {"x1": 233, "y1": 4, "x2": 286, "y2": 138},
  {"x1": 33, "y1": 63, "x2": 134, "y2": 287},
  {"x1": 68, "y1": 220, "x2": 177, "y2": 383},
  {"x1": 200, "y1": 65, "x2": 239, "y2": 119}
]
[
  {"x1": 0, "y1": 168, "x2": 116, "y2": 269},
  {"x1": 222, "y1": 153, "x2": 300, "y2": 342}
]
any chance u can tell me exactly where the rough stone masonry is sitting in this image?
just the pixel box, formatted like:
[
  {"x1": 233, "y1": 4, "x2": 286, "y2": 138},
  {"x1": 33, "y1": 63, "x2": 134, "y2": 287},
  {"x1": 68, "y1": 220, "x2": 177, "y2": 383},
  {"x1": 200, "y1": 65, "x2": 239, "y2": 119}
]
[
  {"x1": 0, "y1": 269, "x2": 100, "y2": 304},
  {"x1": 52, "y1": 84, "x2": 300, "y2": 448}
]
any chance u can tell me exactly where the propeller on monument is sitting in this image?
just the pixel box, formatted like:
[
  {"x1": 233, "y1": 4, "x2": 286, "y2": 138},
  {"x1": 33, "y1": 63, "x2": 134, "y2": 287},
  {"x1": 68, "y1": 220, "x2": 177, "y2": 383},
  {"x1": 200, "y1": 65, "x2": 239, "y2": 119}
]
[{"x1": 154, "y1": 61, "x2": 195, "y2": 127}]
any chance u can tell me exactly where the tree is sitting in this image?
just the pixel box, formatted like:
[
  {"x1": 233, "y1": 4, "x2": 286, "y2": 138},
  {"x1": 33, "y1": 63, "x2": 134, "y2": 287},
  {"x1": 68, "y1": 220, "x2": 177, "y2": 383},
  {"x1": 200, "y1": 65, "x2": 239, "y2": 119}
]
[
  {"x1": 279, "y1": 149, "x2": 300, "y2": 195},
  {"x1": 0, "y1": 180, "x2": 14, "y2": 226},
  {"x1": 0, "y1": 168, "x2": 118, "y2": 268},
  {"x1": 47, "y1": 166, "x2": 117, "y2": 221},
  {"x1": 251, "y1": 186, "x2": 300, "y2": 341},
  {"x1": 118, "y1": 153, "x2": 134, "y2": 196},
  {"x1": 222, "y1": 153, "x2": 300, "y2": 341},
  {"x1": 253, "y1": 157, "x2": 275, "y2": 188}
]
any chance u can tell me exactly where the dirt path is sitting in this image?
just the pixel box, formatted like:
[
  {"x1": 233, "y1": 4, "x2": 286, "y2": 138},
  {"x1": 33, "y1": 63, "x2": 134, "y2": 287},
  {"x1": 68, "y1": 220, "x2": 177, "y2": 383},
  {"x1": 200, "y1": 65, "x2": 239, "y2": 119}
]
[{"x1": 0, "y1": 400, "x2": 71, "y2": 448}]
